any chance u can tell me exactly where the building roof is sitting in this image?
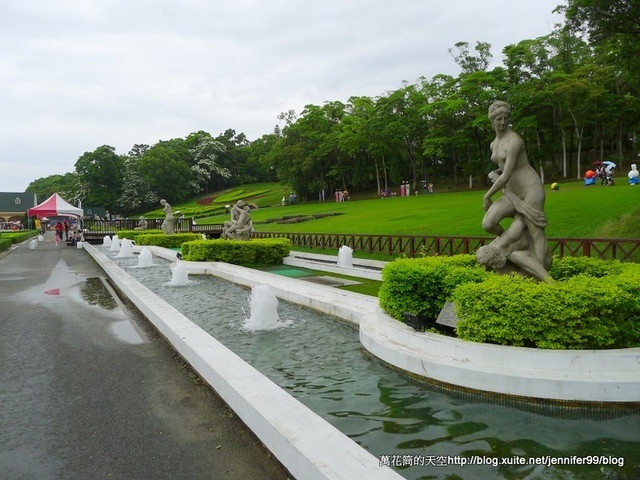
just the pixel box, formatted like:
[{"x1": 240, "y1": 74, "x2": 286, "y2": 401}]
[{"x1": 0, "y1": 192, "x2": 38, "y2": 214}]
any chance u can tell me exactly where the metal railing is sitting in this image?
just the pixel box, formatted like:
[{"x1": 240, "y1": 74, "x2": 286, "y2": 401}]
[
  {"x1": 251, "y1": 232, "x2": 640, "y2": 262},
  {"x1": 82, "y1": 218, "x2": 223, "y2": 237}
]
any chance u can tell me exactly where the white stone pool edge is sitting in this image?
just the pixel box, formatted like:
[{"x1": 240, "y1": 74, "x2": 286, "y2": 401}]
[{"x1": 85, "y1": 243, "x2": 403, "y2": 480}]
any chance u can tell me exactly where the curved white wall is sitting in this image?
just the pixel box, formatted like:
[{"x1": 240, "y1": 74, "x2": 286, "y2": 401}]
[{"x1": 360, "y1": 309, "x2": 640, "y2": 403}]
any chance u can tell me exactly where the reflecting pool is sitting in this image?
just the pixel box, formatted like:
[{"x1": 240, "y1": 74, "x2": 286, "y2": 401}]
[{"x1": 112, "y1": 252, "x2": 640, "y2": 480}]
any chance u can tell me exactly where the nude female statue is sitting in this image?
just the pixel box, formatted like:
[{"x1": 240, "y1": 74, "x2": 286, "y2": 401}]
[{"x1": 478, "y1": 101, "x2": 551, "y2": 281}]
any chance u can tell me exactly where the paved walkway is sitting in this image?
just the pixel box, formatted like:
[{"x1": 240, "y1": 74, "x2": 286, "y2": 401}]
[{"x1": 0, "y1": 233, "x2": 290, "y2": 480}]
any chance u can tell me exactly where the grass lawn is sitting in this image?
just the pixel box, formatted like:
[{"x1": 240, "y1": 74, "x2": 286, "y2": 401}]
[
  {"x1": 194, "y1": 181, "x2": 640, "y2": 239},
  {"x1": 140, "y1": 183, "x2": 292, "y2": 218},
  {"x1": 151, "y1": 180, "x2": 638, "y2": 297}
]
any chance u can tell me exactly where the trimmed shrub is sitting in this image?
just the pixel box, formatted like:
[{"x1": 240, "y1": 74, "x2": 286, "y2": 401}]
[
  {"x1": 0, "y1": 237, "x2": 11, "y2": 252},
  {"x1": 453, "y1": 259, "x2": 640, "y2": 349},
  {"x1": 116, "y1": 229, "x2": 164, "y2": 243},
  {"x1": 548, "y1": 255, "x2": 624, "y2": 280},
  {"x1": 182, "y1": 238, "x2": 291, "y2": 266},
  {"x1": 135, "y1": 233, "x2": 202, "y2": 249},
  {"x1": 378, "y1": 255, "x2": 490, "y2": 323},
  {"x1": 379, "y1": 254, "x2": 640, "y2": 349},
  {"x1": 2, "y1": 231, "x2": 33, "y2": 244}
]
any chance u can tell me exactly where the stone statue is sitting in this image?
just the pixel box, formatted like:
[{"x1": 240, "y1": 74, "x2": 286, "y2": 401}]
[
  {"x1": 134, "y1": 216, "x2": 147, "y2": 231},
  {"x1": 222, "y1": 200, "x2": 252, "y2": 240},
  {"x1": 160, "y1": 199, "x2": 174, "y2": 235},
  {"x1": 477, "y1": 101, "x2": 551, "y2": 282}
]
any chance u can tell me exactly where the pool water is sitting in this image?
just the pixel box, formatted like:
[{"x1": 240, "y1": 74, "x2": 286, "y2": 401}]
[{"x1": 112, "y1": 252, "x2": 640, "y2": 480}]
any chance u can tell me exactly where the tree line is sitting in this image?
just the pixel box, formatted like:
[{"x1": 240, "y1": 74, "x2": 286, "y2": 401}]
[{"x1": 28, "y1": 0, "x2": 640, "y2": 213}]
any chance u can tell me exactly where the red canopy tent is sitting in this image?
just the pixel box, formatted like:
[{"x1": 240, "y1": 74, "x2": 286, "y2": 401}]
[{"x1": 28, "y1": 193, "x2": 83, "y2": 218}]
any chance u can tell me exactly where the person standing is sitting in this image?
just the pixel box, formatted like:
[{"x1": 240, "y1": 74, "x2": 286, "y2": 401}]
[{"x1": 54, "y1": 221, "x2": 64, "y2": 245}]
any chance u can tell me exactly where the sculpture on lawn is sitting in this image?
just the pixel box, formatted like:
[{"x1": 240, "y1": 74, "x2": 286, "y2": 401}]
[
  {"x1": 134, "y1": 216, "x2": 147, "y2": 231},
  {"x1": 222, "y1": 200, "x2": 252, "y2": 240},
  {"x1": 477, "y1": 101, "x2": 552, "y2": 282},
  {"x1": 160, "y1": 199, "x2": 175, "y2": 235}
]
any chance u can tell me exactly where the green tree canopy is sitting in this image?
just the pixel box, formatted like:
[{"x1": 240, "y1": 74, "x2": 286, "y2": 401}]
[{"x1": 74, "y1": 145, "x2": 124, "y2": 211}]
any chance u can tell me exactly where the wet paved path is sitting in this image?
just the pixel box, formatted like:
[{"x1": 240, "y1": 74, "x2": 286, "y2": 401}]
[{"x1": 0, "y1": 233, "x2": 290, "y2": 480}]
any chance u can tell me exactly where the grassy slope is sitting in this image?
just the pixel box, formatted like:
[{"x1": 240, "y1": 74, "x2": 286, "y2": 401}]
[
  {"x1": 141, "y1": 183, "x2": 292, "y2": 218},
  {"x1": 194, "y1": 181, "x2": 639, "y2": 239}
]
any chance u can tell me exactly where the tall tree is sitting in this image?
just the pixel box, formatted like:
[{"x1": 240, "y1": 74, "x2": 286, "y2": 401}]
[
  {"x1": 138, "y1": 140, "x2": 192, "y2": 203},
  {"x1": 118, "y1": 144, "x2": 157, "y2": 214},
  {"x1": 74, "y1": 145, "x2": 124, "y2": 211},
  {"x1": 246, "y1": 132, "x2": 280, "y2": 183},
  {"x1": 377, "y1": 83, "x2": 429, "y2": 190},
  {"x1": 185, "y1": 131, "x2": 231, "y2": 194},
  {"x1": 273, "y1": 102, "x2": 346, "y2": 199},
  {"x1": 565, "y1": 0, "x2": 640, "y2": 164},
  {"x1": 340, "y1": 96, "x2": 387, "y2": 194},
  {"x1": 565, "y1": 0, "x2": 640, "y2": 70},
  {"x1": 26, "y1": 173, "x2": 78, "y2": 204}
]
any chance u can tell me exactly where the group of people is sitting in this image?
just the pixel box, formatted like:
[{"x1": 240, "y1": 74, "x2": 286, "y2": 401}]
[
  {"x1": 53, "y1": 221, "x2": 70, "y2": 245},
  {"x1": 379, "y1": 182, "x2": 433, "y2": 198},
  {"x1": 51, "y1": 220, "x2": 83, "y2": 246},
  {"x1": 0, "y1": 222, "x2": 23, "y2": 230},
  {"x1": 379, "y1": 189, "x2": 397, "y2": 198},
  {"x1": 594, "y1": 165, "x2": 615, "y2": 186}
]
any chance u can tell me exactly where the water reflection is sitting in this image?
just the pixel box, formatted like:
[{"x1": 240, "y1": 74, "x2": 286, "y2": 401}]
[
  {"x1": 80, "y1": 277, "x2": 117, "y2": 310},
  {"x1": 111, "y1": 252, "x2": 640, "y2": 480}
]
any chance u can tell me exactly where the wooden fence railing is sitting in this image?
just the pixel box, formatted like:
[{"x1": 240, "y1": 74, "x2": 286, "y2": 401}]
[
  {"x1": 252, "y1": 232, "x2": 640, "y2": 262},
  {"x1": 80, "y1": 220, "x2": 640, "y2": 261}
]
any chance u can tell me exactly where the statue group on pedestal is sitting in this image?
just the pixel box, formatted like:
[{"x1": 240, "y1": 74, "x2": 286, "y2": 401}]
[
  {"x1": 222, "y1": 200, "x2": 252, "y2": 240},
  {"x1": 477, "y1": 101, "x2": 552, "y2": 282}
]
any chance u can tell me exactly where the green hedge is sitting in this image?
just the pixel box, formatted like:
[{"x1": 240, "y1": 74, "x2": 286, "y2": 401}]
[
  {"x1": 453, "y1": 257, "x2": 640, "y2": 349},
  {"x1": 0, "y1": 237, "x2": 11, "y2": 252},
  {"x1": 378, "y1": 255, "x2": 490, "y2": 323},
  {"x1": 1, "y1": 231, "x2": 34, "y2": 244},
  {"x1": 182, "y1": 238, "x2": 291, "y2": 266},
  {"x1": 116, "y1": 229, "x2": 164, "y2": 242},
  {"x1": 548, "y1": 255, "x2": 625, "y2": 280},
  {"x1": 379, "y1": 255, "x2": 640, "y2": 350},
  {"x1": 135, "y1": 233, "x2": 202, "y2": 249}
]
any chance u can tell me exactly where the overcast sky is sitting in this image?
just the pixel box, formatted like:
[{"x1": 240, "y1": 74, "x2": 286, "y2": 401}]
[{"x1": 0, "y1": 0, "x2": 562, "y2": 192}]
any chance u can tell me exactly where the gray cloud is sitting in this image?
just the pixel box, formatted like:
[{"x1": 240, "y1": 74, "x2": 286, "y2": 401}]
[{"x1": 0, "y1": 0, "x2": 560, "y2": 191}]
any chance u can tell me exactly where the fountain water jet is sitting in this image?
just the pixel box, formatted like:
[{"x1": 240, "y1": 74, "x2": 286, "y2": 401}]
[
  {"x1": 167, "y1": 261, "x2": 191, "y2": 286},
  {"x1": 109, "y1": 235, "x2": 121, "y2": 252},
  {"x1": 136, "y1": 247, "x2": 154, "y2": 268},
  {"x1": 116, "y1": 238, "x2": 134, "y2": 258},
  {"x1": 103, "y1": 235, "x2": 112, "y2": 247},
  {"x1": 242, "y1": 285, "x2": 291, "y2": 331},
  {"x1": 337, "y1": 245, "x2": 354, "y2": 267}
]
